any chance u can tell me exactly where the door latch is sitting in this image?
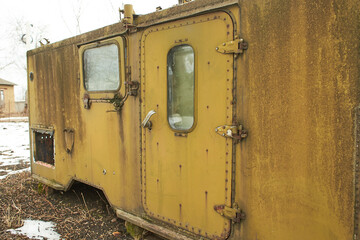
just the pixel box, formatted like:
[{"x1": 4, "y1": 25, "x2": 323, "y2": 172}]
[
  {"x1": 214, "y1": 204, "x2": 246, "y2": 223},
  {"x1": 142, "y1": 110, "x2": 156, "y2": 130},
  {"x1": 215, "y1": 124, "x2": 247, "y2": 141}
]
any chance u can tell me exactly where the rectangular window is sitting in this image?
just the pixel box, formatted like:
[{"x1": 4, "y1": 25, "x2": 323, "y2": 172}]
[
  {"x1": 83, "y1": 44, "x2": 120, "y2": 91},
  {"x1": 0, "y1": 90, "x2": 4, "y2": 108},
  {"x1": 167, "y1": 45, "x2": 195, "y2": 131},
  {"x1": 34, "y1": 131, "x2": 55, "y2": 166}
]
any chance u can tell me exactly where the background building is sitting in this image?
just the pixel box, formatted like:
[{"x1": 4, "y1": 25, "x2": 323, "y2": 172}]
[{"x1": 0, "y1": 78, "x2": 18, "y2": 117}]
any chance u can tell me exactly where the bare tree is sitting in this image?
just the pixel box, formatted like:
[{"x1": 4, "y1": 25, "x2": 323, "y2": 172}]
[
  {"x1": 2, "y1": 18, "x2": 48, "y2": 72},
  {"x1": 0, "y1": 17, "x2": 48, "y2": 100},
  {"x1": 0, "y1": 62, "x2": 14, "y2": 71},
  {"x1": 73, "y1": 0, "x2": 84, "y2": 34},
  {"x1": 58, "y1": 0, "x2": 87, "y2": 36}
]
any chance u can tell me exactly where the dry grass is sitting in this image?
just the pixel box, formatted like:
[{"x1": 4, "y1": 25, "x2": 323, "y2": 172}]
[{"x1": 0, "y1": 171, "x2": 132, "y2": 239}]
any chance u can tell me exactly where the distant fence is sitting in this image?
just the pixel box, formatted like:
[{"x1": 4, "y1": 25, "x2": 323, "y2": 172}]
[{"x1": 0, "y1": 101, "x2": 28, "y2": 118}]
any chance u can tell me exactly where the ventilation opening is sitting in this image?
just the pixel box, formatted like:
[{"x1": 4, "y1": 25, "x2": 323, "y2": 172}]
[{"x1": 34, "y1": 131, "x2": 55, "y2": 166}]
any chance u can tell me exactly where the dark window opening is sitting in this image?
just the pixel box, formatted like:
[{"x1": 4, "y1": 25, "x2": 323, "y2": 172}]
[{"x1": 34, "y1": 131, "x2": 55, "y2": 166}]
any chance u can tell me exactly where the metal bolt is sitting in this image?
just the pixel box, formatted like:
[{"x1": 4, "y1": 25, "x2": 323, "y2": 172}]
[{"x1": 103, "y1": 169, "x2": 107, "y2": 175}]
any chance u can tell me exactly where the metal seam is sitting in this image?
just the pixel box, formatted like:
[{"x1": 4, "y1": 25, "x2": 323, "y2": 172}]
[{"x1": 354, "y1": 106, "x2": 360, "y2": 239}]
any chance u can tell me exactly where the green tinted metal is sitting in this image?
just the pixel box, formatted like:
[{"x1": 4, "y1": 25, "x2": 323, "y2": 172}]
[{"x1": 167, "y1": 45, "x2": 195, "y2": 131}]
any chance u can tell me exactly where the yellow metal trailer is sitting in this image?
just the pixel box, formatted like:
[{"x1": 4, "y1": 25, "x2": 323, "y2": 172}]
[{"x1": 27, "y1": 0, "x2": 360, "y2": 239}]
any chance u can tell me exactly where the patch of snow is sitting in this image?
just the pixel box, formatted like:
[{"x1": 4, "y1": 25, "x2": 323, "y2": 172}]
[
  {"x1": 0, "y1": 122, "x2": 30, "y2": 179},
  {"x1": 7, "y1": 219, "x2": 61, "y2": 240},
  {"x1": 0, "y1": 117, "x2": 29, "y2": 122},
  {"x1": 0, "y1": 167, "x2": 31, "y2": 180}
]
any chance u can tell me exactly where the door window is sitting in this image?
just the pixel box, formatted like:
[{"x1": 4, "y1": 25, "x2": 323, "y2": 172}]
[
  {"x1": 167, "y1": 45, "x2": 195, "y2": 131},
  {"x1": 83, "y1": 44, "x2": 120, "y2": 91}
]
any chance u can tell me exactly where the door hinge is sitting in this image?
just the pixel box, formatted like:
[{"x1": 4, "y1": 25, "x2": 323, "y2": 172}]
[
  {"x1": 215, "y1": 124, "x2": 248, "y2": 141},
  {"x1": 214, "y1": 204, "x2": 246, "y2": 223},
  {"x1": 216, "y1": 38, "x2": 248, "y2": 54}
]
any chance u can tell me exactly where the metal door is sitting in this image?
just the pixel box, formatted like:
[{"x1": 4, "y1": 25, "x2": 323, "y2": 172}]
[
  {"x1": 141, "y1": 12, "x2": 234, "y2": 239},
  {"x1": 78, "y1": 37, "x2": 126, "y2": 185}
]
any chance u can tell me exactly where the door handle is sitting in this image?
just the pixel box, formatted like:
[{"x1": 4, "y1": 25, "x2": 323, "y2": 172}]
[{"x1": 142, "y1": 110, "x2": 156, "y2": 130}]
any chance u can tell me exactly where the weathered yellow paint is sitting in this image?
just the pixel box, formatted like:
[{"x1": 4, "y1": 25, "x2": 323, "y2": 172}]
[
  {"x1": 77, "y1": 37, "x2": 128, "y2": 208},
  {"x1": 26, "y1": 0, "x2": 360, "y2": 239},
  {"x1": 235, "y1": 0, "x2": 360, "y2": 239},
  {"x1": 141, "y1": 12, "x2": 234, "y2": 239}
]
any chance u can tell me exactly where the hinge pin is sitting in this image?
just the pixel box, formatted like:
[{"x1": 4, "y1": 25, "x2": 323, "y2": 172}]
[
  {"x1": 214, "y1": 204, "x2": 246, "y2": 223},
  {"x1": 216, "y1": 38, "x2": 248, "y2": 54},
  {"x1": 215, "y1": 124, "x2": 248, "y2": 141}
]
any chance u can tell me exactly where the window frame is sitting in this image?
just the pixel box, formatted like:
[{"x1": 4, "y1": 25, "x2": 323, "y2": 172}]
[
  {"x1": 81, "y1": 39, "x2": 122, "y2": 93},
  {"x1": 31, "y1": 127, "x2": 56, "y2": 169},
  {"x1": 0, "y1": 90, "x2": 4, "y2": 108},
  {"x1": 166, "y1": 44, "x2": 197, "y2": 133}
]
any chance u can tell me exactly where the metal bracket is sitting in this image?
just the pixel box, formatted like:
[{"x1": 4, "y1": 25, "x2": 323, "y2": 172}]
[
  {"x1": 109, "y1": 93, "x2": 125, "y2": 111},
  {"x1": 125, "y1": 81, "x2": 139, "y2": 96},
  {"x1": 216, "y1": 38, "x2": 248, "y2": 54},
  {"x1": 83, "y1": 93, "x2": 91, "y2": 109},
  {"x1": 125, "y1": 66, "x2": 139, "y2": 96},
  {"x1": 215, "y1": 124, "x2": 248, "y2": 141},
  {"x1": 214, "y1": 204, "x2": 246, "y2": 223},
  {"x1": 82, "y1": 82, "x2": 139, "y2": 112},
  {"x1": 82, "y1": 93, "x2": 114, "y2": 110}
]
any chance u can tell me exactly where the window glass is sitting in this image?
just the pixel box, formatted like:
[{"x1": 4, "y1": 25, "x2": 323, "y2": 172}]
[
  {"x1": 167, "y1": 45, "x2": 195, "y2": 131},
  {"x1": 83, "y1": 44, "x2": 120, "y2": 91}
]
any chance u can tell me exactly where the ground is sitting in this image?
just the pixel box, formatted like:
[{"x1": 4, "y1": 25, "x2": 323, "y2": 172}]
[
  {"x1": 0, "y1": 121, "x2": 30, "y2": 180},
  {"x1": 0, "y1": 120, "x2": 160, "y2": 240},
  {"x1": 0, "y1": 171, "x2": 132, "y2": 239}
]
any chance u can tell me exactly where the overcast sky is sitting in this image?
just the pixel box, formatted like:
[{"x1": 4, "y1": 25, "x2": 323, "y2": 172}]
[{"x1": 0, "y1": 0, "x2": 178, "y2": 100}]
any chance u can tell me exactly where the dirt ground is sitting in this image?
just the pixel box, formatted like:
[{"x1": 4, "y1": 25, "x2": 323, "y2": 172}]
[
  {"x1": 0, "y1": 122, "x2": 164, "y2": 240},
  {"x1": 0, "y1": 171, "x2": 140, "y2": 239}
]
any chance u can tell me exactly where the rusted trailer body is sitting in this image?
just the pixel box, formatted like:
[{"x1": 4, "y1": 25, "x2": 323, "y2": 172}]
[{"x1": 27, "y1": 0, "x2": 360, "y2": 239}]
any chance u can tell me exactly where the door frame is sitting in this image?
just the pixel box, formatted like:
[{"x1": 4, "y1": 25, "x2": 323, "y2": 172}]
[{"x1": 140, "y1": 11, "x2": 238, "y2": 239}]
